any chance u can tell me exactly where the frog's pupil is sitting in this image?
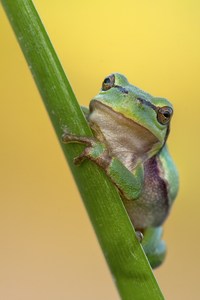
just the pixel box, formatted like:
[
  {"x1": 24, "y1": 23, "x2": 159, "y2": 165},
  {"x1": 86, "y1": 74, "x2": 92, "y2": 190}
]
[
  {"x1": 163, "y1": 111, "x2": 170, "y2": 118},
  {"x1": 104, "y1": 77, "x2": 111, "y2": 84}
]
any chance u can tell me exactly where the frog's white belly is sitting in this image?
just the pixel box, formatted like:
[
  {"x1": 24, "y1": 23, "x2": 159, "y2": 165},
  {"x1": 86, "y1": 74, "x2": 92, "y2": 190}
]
[{"x1": 89, "y1": 100, "x2": 159, "y2": 171}]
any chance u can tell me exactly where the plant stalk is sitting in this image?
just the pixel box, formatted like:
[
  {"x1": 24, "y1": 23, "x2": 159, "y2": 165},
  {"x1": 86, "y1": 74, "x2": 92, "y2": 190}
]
[{"x1": 1, "y1": 1, "x2": 164, "y2": 299}]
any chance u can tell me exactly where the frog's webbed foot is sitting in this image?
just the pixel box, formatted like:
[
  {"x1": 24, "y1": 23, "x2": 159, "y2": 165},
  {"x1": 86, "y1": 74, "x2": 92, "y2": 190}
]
[
  {"x1": 141, "y1": 226, "x2": 166, "y2": 269},
  {"x1": 62, "y1": 133, "x2": 96, "y2": 147},
  {"x1": 62, "y1": 133, "x2": 111, "y2": 167}
]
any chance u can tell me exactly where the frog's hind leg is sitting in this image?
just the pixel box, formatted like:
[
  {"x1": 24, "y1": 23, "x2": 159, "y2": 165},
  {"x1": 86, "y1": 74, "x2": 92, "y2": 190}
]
[{"x1": 141, "y1": 226, "x2": 166, "y2": 269}]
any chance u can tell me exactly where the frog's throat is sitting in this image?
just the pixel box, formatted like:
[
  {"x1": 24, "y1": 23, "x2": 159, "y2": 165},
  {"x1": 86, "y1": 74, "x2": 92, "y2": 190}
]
[{"x1": 89, "y1": 100, "x2": 162, "y2": 171}]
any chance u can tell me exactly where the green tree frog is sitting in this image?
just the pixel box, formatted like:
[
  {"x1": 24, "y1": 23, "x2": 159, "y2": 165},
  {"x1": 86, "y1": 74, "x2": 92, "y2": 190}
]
[{"x1": 62, "y1": 73, "x2": 179, "y2": 268}]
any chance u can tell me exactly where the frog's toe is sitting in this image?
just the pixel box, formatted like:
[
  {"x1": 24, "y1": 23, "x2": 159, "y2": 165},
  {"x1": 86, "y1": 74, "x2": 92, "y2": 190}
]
[
  {"x1": 135, "y1": 231, "x2": 144, "y2": 243},
  {"x1": 74, "y1": 147, "x2": 91, "y2": 165}
]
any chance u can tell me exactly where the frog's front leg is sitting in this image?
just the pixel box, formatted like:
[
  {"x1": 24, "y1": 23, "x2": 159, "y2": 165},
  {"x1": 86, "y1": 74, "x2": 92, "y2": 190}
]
[
  {"x1": 141, "y1": 226, "x2": 166, "y2": 269},
  {"x1": 62, "y1": 133, "x2": 142, "y2": 200}
]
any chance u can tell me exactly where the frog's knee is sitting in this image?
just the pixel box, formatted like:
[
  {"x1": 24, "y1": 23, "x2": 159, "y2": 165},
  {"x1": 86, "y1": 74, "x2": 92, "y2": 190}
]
[
  {"x1": 146, "y1": 240, "x2": 167, "y2": 269},
  {"x1": 141, "y1": 226, "x2": 166, "y2": 268}
]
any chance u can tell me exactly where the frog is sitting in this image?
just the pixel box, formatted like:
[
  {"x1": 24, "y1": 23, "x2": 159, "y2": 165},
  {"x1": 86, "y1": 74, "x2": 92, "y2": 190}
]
[{"x1": 62, "y1": 73, "x2": 179, "y2": 268}]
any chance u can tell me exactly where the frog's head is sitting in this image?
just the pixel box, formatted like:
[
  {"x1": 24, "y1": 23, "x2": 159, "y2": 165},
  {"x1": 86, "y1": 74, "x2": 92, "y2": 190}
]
[{"x1": 89, "y1": 73, "x2": 173, "y2": 165}]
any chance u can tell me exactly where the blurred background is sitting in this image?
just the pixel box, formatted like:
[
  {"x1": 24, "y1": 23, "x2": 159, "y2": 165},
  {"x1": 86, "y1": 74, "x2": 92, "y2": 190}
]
[{"x1": 0, "y1": 1, "x2": 199, "y2": 299}]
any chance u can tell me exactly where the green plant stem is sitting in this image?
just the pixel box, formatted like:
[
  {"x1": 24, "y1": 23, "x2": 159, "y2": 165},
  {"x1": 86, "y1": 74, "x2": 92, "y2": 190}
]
[{"x1": 1, "y1": 1, "x2": 164, "y2": 299}]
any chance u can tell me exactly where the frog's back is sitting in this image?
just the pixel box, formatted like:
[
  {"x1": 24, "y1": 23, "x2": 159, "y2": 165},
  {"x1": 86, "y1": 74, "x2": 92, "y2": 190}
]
[{"x1": 122, "y1": 146, "x2": 179, "y2": 230}]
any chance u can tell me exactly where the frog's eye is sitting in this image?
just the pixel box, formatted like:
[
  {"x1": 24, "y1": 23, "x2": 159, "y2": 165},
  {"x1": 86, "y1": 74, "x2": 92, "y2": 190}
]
[
  {"x1": 157, "y1": 106, "x2": 173, "y2": 125},
  {"x1": 102, "y1": 74, "x2": 115, "y2": 91}
]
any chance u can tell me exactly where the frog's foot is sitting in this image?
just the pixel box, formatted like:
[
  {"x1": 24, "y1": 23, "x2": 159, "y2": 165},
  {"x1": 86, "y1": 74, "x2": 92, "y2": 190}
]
[
  {"x1": 62, "y1": 133, "x2": 96, "y2": 147},
  {"x1": 135, "y1": 231, "x2": 144, "y2": 243},
  {"x1": 62, "y1": 133, "x2": 111, "y2": 167},
  {"x1": 141, "y1": 226, "x2": 166, "y2": 269}
]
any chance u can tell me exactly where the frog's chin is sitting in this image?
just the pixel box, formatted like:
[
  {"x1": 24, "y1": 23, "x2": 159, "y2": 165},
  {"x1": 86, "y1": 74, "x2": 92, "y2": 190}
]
[{"x1": 89, "y1": 100, "x2": 161, "y2": 171}]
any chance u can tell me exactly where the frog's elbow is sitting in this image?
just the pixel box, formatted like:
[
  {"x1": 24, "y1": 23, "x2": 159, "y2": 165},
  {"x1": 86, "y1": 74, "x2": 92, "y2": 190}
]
[{"x1": 119, "y1": 185, "x2": 142, "y2": 201}]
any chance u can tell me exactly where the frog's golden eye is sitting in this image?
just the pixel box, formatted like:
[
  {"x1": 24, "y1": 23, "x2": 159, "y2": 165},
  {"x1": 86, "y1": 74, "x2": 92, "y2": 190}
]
[
  {"x1": 102, "y1": 74, "x2": 115, "y2": 91},
  {"x1": 157, "y1": 106, "x2": 173, "y2": 125}
]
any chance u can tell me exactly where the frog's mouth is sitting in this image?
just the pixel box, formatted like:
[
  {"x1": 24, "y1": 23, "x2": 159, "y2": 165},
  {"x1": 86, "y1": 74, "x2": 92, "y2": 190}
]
[{"x1": 89, "y1": 100, "x2": 161, "y2": 171}]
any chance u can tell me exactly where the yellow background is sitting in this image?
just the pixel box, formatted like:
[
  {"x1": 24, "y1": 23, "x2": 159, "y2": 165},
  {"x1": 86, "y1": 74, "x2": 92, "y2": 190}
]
[{"x1": 0, "y1": 1, "x2": 199, "y2": 299}]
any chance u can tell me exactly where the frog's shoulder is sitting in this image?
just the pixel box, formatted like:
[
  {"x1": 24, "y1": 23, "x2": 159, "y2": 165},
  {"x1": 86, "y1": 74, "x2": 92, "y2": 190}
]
[{"x1": 81, "y1": 106, "x2": 89, "y2": 120}]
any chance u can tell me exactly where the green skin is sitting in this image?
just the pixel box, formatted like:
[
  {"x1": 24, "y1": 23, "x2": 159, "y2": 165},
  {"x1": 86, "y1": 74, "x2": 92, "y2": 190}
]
[{"x1": 62, "y1": 73, "x2": 179, "y2": 268}]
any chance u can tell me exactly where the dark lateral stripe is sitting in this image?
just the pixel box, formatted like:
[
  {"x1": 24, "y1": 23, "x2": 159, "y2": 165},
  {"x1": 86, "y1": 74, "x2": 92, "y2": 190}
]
[
  {"x1": 137, "y1": 97, "x2": 158, "y2": 112},
  {"x1": 114, "y1": 85, "x2": 129, "y2": 94},
  {"x1": 146, "y1": 156, "x2": 170, "y2": 217},
  {"x1": 155, "y1": 155, "x2": 170, "y2": 211},
  {"x1": 137, "y1": 97, "x2": 170, "y2": 145}
]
